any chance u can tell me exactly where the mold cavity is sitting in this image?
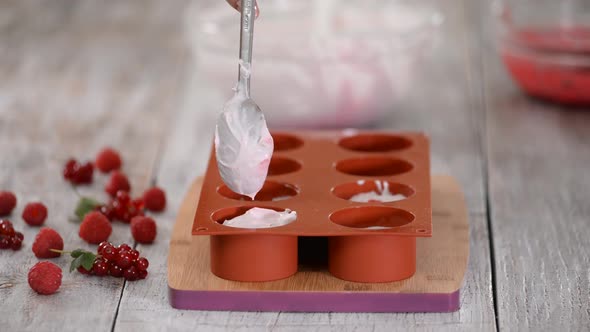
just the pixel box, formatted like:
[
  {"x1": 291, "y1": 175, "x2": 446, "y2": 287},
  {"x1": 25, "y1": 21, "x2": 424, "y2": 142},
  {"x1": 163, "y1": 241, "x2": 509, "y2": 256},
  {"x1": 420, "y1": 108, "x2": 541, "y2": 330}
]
[
  {"x1": 332, "y1": 180, "x2": 414, "y2": 203},
  {"x1": 272, "y1": 133, "x2": 304, "y2": 151},
  {"x1": 218, "y1": 181, "x2": 298, "y2": 201},
  {"x1": 268, "y1": 156, "x2": 302, "y2": 176},
  {"x1": 334, "y1": 157, "x2": 413, "y2": 176},
  {"x1": 330, "y1": 206, "x2": 414, "y2": 229},
  {"x1": 211, "y1": 206, "x2": 297, "y2": 229},
  {"x1": 339, "y1": 134, "x2": 412, "y2": 152}
]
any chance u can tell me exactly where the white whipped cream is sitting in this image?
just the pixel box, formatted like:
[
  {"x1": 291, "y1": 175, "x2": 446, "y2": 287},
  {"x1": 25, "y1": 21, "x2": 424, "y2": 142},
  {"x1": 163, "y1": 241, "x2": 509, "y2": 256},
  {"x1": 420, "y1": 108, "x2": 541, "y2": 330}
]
[
  {"x1": 222, "y1": 207, "x2": 297, "y2": 229},
  {"x1": 214, "y1": 65, "x2": 274, "y2": 199},
  {"x1": 349, "y1": 180, "x2": 407, "y2": 203}
]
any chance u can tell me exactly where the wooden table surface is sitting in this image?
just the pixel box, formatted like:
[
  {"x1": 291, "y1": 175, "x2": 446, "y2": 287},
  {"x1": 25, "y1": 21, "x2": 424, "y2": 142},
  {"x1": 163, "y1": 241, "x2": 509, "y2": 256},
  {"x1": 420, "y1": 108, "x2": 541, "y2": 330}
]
[{"x1": 0, "y1": 0, "x2": 588, "y2": 331}]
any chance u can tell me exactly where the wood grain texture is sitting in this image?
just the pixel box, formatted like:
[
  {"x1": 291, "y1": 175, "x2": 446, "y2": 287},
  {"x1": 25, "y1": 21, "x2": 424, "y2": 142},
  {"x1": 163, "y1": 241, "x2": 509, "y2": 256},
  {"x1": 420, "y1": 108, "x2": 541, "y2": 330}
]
[
  {"x1": 169, "y1": 175, "x2": 468, "y2": 296},
  {"x1": 478, "y1": 11, "x2": 590, "y2": 332},
  {"x1": 0, "y1": 0, "x2": 187, "y2": 331},
  {"x1": 0, "y1": 0, "x2": 498, "y2": 330}
]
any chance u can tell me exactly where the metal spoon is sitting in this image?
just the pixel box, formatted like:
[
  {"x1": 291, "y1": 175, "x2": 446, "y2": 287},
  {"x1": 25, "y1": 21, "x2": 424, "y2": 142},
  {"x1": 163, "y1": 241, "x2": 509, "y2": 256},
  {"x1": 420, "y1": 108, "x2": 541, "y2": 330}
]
[{"x1": 214, "y1": 0, "x2": 273, "y2": 199}]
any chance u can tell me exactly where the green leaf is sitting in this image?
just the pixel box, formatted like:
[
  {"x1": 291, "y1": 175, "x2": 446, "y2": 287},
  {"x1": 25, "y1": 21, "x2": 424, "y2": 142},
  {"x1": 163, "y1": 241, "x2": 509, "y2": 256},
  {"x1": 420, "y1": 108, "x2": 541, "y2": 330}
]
[
  {"x1": 70, "y1": 249, "x2": 86, "y2": 258},
  {"x1": 69, "y1": 251, "x2": 96, "y2": 272},
  {"x1": 80, "y1": 252, "x2": 96, "y2": 271},
  {"x1": 74, "y1": 197, "x2": 102, "y2": 221},
  {"x1": 70, "y1": 255, "x2": 84, "y2": 273}
]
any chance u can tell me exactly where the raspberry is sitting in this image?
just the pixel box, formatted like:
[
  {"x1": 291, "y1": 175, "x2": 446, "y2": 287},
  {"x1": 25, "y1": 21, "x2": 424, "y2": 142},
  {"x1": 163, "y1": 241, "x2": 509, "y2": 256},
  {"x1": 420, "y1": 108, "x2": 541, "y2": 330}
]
[
  {"x1": 22, "y1": 202, "x2": 48, "y2": 226},
  {"x1": 0, "y1": 191, "x2": 17, "y2": 216},
  {"x1": 28, "y1": 261, "x2": 62, "y2": 295},
  {"x1": 130, "y1": 216, "x2": 157, "y2": 244},
  {"x1": 142, "y1": 187, "x2": 166, "y2": 212},
  {"x1": 95, "y1": 147, "x2": 122, "y2": 173},
  {"x1": 105, "y1": 171, "x2": 131, "y2": 197},
  {"x1": 79, "y1": 211, "x2": 112, "y2": 244},
  {"x1": 32, "y1": 227, "x2": 64, "y2": 258}
]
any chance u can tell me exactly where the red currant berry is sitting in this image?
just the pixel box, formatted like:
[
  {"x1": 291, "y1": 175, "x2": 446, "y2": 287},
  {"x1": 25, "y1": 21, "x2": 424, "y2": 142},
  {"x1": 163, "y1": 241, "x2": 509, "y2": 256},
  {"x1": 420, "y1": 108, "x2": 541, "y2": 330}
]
[
  {"x1": 123, "y1": 266, "x2": 138, "y2": 281},
  {"x1": 0, "y1": 235, "x2": 10, "y2": 249},
  {"x1": 77, "y1": 266, "x2": 91, "y2": 275},
  {"x1": 116, "y1": 191, "x2": 131, "y2": 205},
  {"x1": 135, "y1": 257, "x2": 149, "y2": 271},
  {"x1": 102, "y1": 245, "x2": 118, "y2": 261},
  {"x1": 63, "y1": 159, "x2": 77, "y2": 180},
  {"x1": 116, "y1": 252, "x2": 133, "y2": 269},
  {"x1": 98, "y1": 204, "x2": 116, "y2": 220},
  {"x1": 118, "y1": 243, "x2": 132, "y2": 252},
  {"x1": 132, "y1": 198, "x2": 145, "y2": 211},
  {"x1": 73, "y1": 162, "x2": 94, "y2": 184},
  {"x1": 92, "y1": 259, "x2": 109, "y2": 277},
  {"x1": 138, "y1": 270, "x2": 148, "y2": 280},
  {"x1": 0, "y1": 220, "x2": 15, "y2": 236},
  {"x1": 14, "y1": 231, "x2": 24, "y2": 241},
  {"x1": 97, "y1": 241, "x2": 111, "y2": 255},
  {"x1": 10, "y1": 236, "x2": 22, "y2": 250},
  {"x1": 128, "y1": 249, "x2": 139, "y2": 261},
  {"x1": 109, "y1": 263, "x2": 123, "y2": 277}
]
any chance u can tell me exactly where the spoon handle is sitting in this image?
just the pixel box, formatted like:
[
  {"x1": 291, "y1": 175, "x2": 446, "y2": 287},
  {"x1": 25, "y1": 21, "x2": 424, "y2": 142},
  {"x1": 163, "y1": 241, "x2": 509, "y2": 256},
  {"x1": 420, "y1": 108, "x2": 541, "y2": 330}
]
[{"x1": 237, "y1": 0, "x2": 256, "y2": 97}]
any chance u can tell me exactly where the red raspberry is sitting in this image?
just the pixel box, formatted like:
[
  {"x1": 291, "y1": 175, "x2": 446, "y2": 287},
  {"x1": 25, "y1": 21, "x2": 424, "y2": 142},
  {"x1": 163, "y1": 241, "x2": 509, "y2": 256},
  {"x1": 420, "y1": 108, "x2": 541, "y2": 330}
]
[
  {"x1": 0, "y1": 191, "x2": 17, "y2": 216},
  {"x1": 95, "y1": 147, "x2": 122, "y2": 173},
  {"x1": 28, "y1": 261, "x2": 62, "y2": 295},
  {"x1": 79, "y1": 211, "x2": 112, "y2": 244},
  {"x1": 130, "y1": 216, "x2": 157, "y2": 244},
  {"x1": 142, "y1": 187, "x2": 166, "y2": 212},
  {"x1": 105, "y1": 171, "x2": 131, "y2": 197},
  {"x1": 32, "y1": 228, "x2": 64, "y2": 258},
  {"x1": 22, "y1": 202, "x2": 48, "y2": 226}
]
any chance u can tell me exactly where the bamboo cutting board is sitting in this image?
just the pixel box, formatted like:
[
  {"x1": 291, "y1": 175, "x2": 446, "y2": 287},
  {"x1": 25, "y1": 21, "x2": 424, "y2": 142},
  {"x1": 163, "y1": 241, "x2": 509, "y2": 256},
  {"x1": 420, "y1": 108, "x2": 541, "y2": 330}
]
[{"x1": 168, "y1": 175, "x2": 469, "y2": 312}]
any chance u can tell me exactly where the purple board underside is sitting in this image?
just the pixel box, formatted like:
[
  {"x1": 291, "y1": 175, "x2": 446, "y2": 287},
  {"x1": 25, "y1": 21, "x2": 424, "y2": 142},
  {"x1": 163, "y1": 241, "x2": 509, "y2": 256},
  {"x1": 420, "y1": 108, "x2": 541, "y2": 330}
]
[{"x1": 168, "y1": 286, "x2": 460, "y2": 313}]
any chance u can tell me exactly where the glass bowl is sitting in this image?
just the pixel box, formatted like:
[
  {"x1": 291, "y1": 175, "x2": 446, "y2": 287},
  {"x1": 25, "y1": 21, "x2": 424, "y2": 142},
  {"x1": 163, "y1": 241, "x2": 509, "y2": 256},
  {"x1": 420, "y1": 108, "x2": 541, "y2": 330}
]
[
  {"x1": 494, "y1": 0, "x2": 590, "y2": 105},
  {"x1": 187, "y1": 0, "x2": 442, "y2": 128}
]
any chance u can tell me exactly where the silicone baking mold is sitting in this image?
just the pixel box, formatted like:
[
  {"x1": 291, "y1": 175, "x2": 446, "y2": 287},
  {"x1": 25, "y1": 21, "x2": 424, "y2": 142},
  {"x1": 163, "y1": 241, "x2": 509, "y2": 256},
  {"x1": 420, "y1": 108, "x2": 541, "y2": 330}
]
[{"x1": 192, "y1": 130, "x2": 432, "y2": 283}]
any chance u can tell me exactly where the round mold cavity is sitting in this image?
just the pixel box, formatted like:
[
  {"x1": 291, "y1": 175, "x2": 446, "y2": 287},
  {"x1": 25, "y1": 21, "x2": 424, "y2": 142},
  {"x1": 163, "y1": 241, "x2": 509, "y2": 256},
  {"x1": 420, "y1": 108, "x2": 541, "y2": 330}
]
[
  {"x1": 334, "y1": 157, "x2": 413, "y2": 177},
  {"x1": 330, "y1": 206, "x2": 414, "y2": 229},
  {"x1": 217, "y1": 181, "x2": 299, "y2": 201},
  {"x1": 272, "y1": 132, "x2": 304, "y2": 151},
  {"x1": 268, "y1": 156, "x2": 302, "y2": 176},
  {"x1": 211, "y1": 206, "x2": 295, "y2": 229},
  {"x1": 331, "y1": 180, "x2": 414, "y2": 202},
  {"x1": 339, "y1": 134, "x2": 412, "y2": 152}
]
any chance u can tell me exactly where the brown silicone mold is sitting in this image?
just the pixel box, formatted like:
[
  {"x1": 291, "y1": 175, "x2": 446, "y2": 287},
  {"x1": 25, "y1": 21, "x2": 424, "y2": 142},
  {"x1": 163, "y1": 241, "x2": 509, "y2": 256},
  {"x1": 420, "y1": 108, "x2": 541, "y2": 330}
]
[{"x1": 193, "y1": 131, "x2": 431, "y2": 282}]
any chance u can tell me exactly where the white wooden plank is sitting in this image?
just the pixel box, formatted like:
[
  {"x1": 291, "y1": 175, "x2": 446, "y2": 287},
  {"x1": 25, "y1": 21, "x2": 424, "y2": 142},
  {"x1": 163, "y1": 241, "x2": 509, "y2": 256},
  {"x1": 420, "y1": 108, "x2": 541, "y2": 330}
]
[
  {"x1": 482, "y1": 26, "x2": 590, "y2": 332},
  {"x1": 0, "y1": 1, "x2": 186, "y2": 331}
]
